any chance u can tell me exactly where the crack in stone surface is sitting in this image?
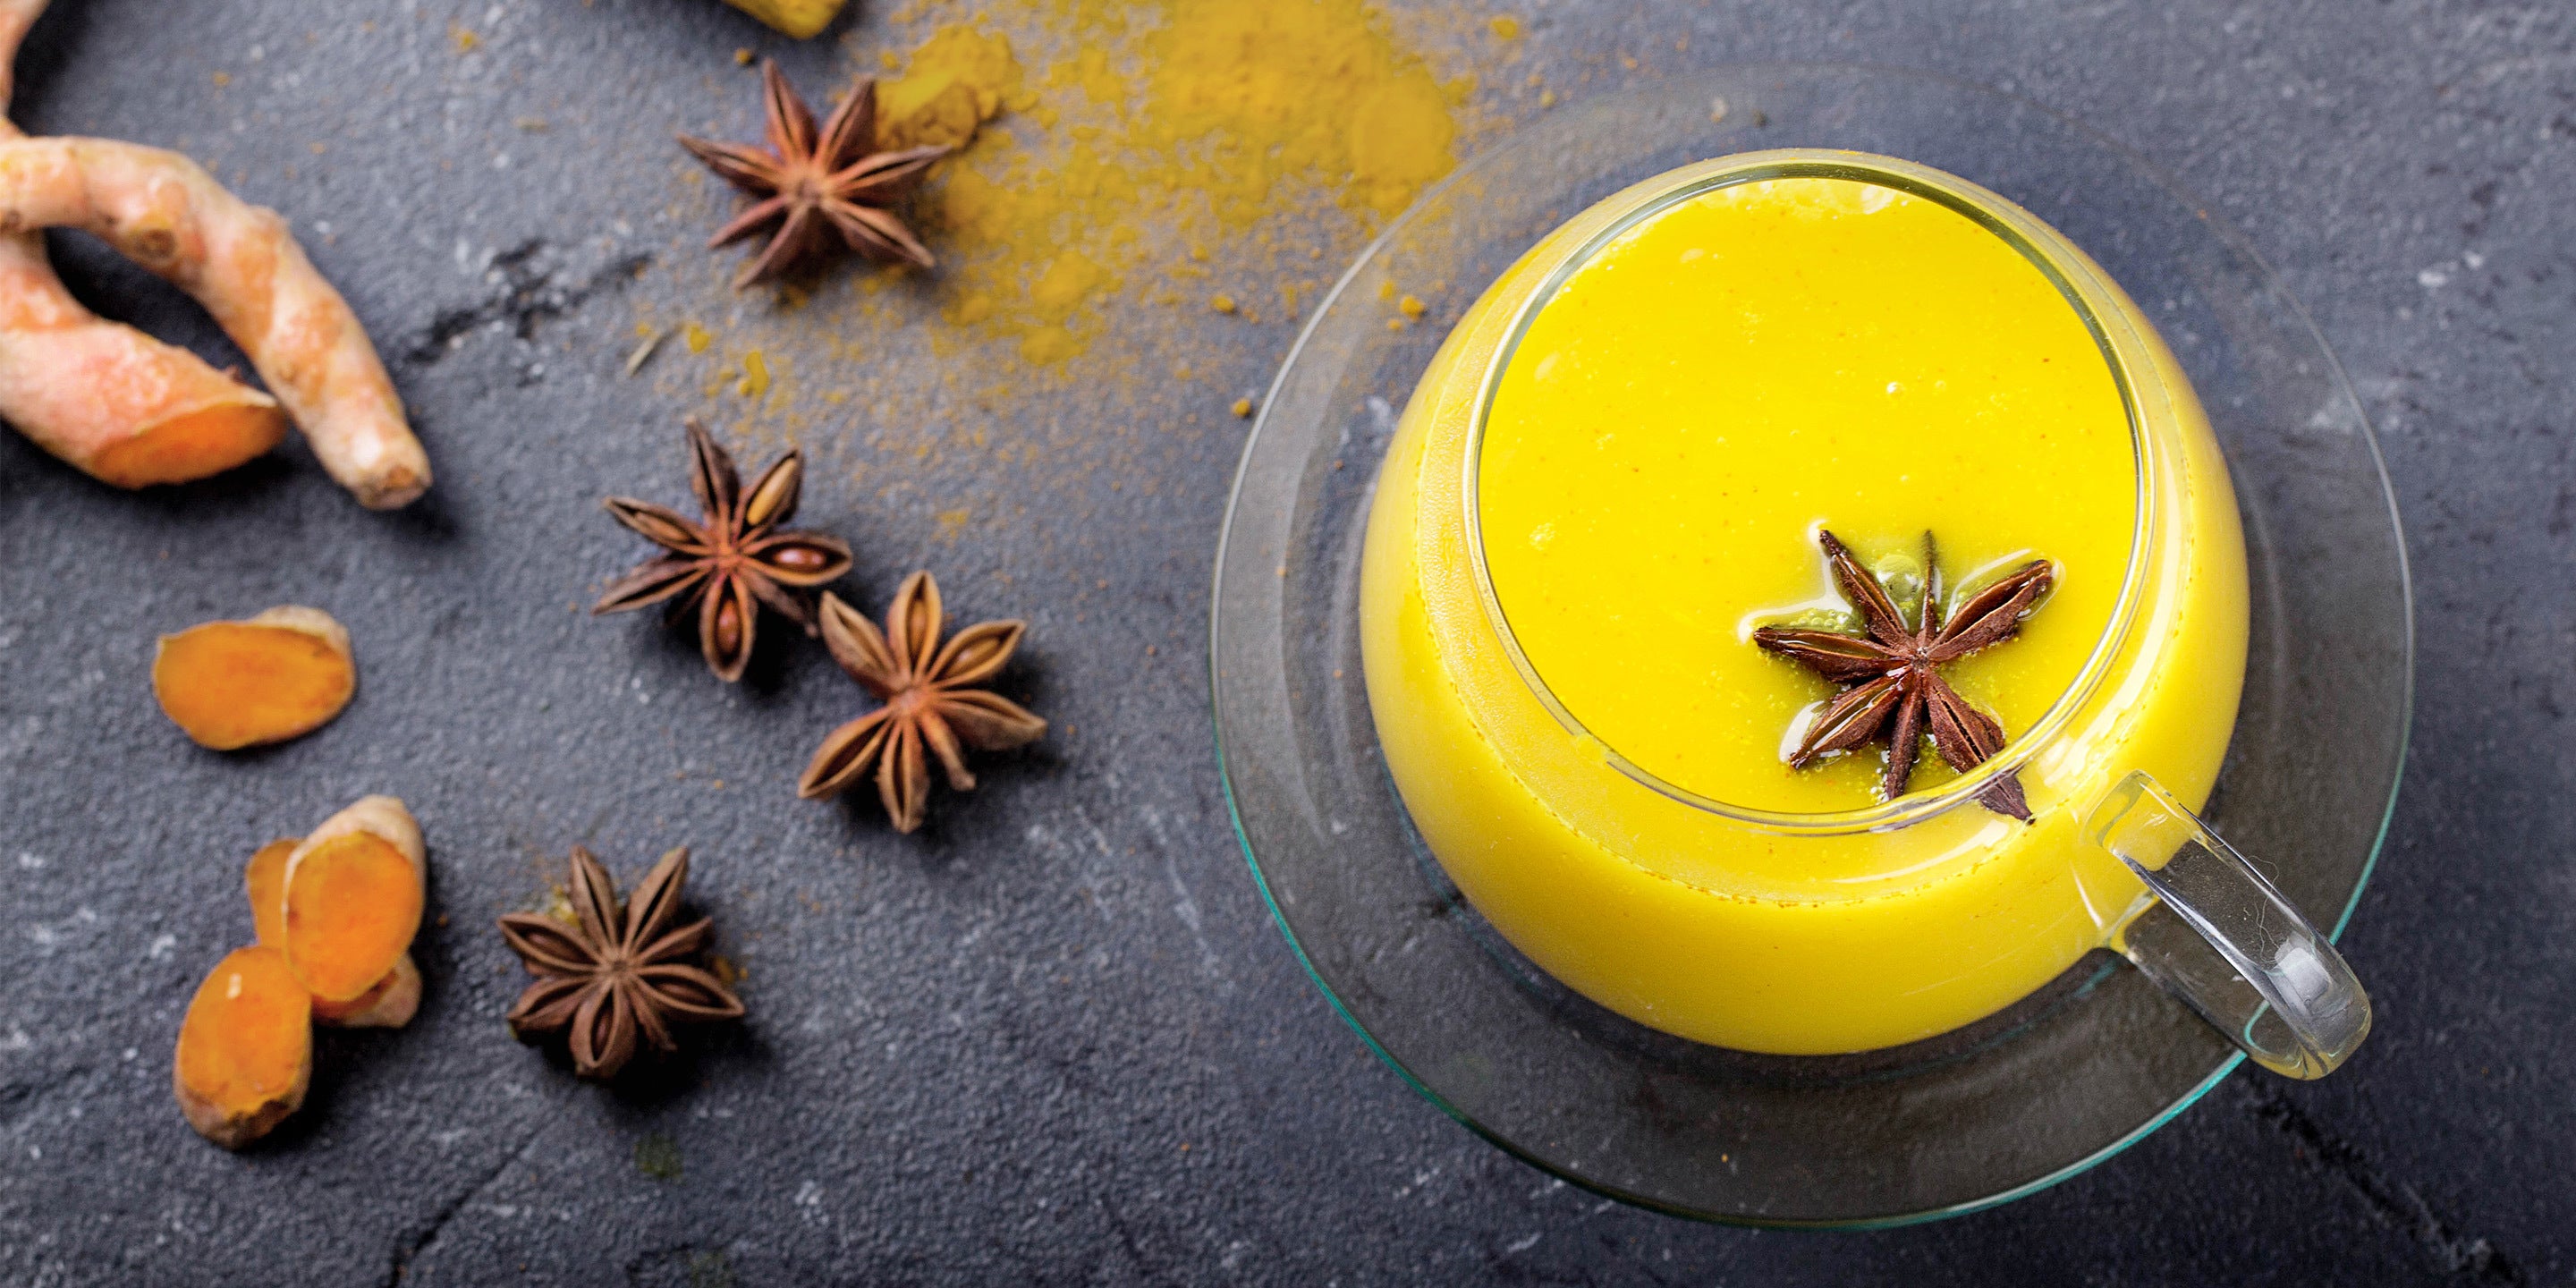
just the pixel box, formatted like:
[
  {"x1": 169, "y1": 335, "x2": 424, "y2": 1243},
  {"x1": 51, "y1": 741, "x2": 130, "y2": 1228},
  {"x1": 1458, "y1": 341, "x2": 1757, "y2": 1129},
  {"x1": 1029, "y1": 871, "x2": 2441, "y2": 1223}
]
[
  {"x1": 1095, "y1": 1194, "x2": 1156, "y2": 1278},
  {"x1": 623, "y1": 1243, "x2": 740, "y2": 1287},
  {"x1": 0, "y1": 1063, "x2": 97, "y2": 1131},
  {"x1": 2241, "y1": 1082, "x2": 2523, "y2": 1283},
  {"x1": 404, "y1": 239, "x2": 653, "y2": 368},
  {"x1": 378, "y1": 1117, "x2": 555, "y2": 1286}
]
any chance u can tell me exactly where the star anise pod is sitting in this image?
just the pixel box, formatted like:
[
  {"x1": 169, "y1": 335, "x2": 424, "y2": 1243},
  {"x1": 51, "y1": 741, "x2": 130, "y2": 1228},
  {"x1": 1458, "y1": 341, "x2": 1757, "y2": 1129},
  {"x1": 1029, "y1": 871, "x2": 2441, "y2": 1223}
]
[
  {"x1": 797, "y1": 571, "x2": 1046, "y2": 833},
  {"x1": 1753, "y1": 530, "x2": 2055, "y2": 820},
  {"x1": 497, "y1": 846, "x2": 745, "y2": 1081},
  {"x1": 593, "y1": 418, "x2": 853, "y2": 682},
  {"x1": 678, "y1": 60, "x2": 950, "y2": 289}
]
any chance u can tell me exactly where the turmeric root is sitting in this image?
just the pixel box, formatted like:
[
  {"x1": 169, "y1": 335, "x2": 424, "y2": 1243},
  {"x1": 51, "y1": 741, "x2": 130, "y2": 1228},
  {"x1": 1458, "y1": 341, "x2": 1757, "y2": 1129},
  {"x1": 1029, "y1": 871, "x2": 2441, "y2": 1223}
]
[
  {"x1": 0, "y1": 139, "x2": 428, "y2": 506},
  {"x1": 0, "y1": 236, "x2": 290, "y2": 486},
  {"x1": 153, "y1": 607, "x2": 356, "y2": 750},
  {"x1": 0, "y1": 0, "x2": 292, "y2": 491},
  {"x1": 282, "y1": 796, "x2": 425, "y2": 1004},
  {"x1": 173, "y1": 945, "x2": 310, "y2": 1148},
  {"x1": 720, "y1": 0, "x2": 848, "y2": 38},
  {"x1": 247, "y1": 835, "x2": 416, "y2": 1027}
]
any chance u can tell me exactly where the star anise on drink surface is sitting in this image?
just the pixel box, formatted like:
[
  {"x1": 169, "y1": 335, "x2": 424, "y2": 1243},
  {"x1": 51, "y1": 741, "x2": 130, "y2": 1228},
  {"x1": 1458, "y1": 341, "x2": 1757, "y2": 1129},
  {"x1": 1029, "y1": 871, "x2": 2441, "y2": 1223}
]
[
  {"x1": 593, "y1": 418, "x2": 853, "y2": 682},
  {"x1": 497, "y1": 846, "x2": 745, "y2": 1081},
  {"x1": 1753, "y1": 530, "x2": 2055, "y2": 820},
  {"x1": 797, "y1": 571, "x2": 1046, "y2": 833},
  {"x1": 678, "y1": 60, "x2": 951, "y2": 289}
]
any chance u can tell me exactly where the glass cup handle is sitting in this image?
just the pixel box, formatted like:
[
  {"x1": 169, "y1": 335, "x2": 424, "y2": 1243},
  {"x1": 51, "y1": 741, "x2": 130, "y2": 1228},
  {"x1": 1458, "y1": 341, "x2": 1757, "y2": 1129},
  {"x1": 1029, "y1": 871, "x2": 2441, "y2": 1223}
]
[{"x1": 2084, "y1": 771, "x2": 2372, "y2": 1080}]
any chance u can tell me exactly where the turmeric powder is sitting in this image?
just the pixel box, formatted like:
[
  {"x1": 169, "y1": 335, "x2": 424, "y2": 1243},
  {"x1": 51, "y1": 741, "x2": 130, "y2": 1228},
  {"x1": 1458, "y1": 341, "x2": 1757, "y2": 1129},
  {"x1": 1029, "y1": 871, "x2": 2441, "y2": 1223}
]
[
  {"x1": 860, "y1": 4, "x2": 1463, "y2": 366},
  {"x1": 281, "y1": 796, "x2": 426, "y2": 1004},
  {"x1": 173, "y1": 945, "x2": 310, "y2": 1149},
  {"x1": 152, "y1": 607, "x2": 357, "y2": 750},
  {"x1": 0, "y1": 0, "x2": 289, "y2": 491}
]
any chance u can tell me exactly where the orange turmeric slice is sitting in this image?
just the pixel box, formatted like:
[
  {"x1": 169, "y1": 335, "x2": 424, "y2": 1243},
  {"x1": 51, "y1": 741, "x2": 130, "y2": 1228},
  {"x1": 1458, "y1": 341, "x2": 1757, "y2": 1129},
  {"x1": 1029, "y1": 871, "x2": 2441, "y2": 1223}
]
[
  {"x1": 250, "y1": 833, "x2": 418, "y2": 1026},
  {"x1": 284, "y1": 833, "x2": 421, "y2": 1002},
  {"x1": 173, "y1": 945, "x2": 310, "y2": 1148},
  {"x1": 152, "y1": 606, "x2": 356, "y2": 750},
  {"x1": 720, "y1": 0, "x2": 847, "y2": 38},
  {"x1": 283, "y1": 796, "x2": 426, "y2": 1004},
  {"x1": 244, "y1": 836, "x2": 297, "y2": 947},
  {"x1": 87, "y1": 399, "x2": 291, "y2": 488}
]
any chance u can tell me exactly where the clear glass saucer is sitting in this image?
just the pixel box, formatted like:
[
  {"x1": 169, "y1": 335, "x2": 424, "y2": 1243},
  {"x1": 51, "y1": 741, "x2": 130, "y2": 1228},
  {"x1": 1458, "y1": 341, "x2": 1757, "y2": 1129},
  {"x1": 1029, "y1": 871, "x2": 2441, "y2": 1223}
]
[{"x1": 1208, "y1": 64, "x2": 2411, "y2": 1227}]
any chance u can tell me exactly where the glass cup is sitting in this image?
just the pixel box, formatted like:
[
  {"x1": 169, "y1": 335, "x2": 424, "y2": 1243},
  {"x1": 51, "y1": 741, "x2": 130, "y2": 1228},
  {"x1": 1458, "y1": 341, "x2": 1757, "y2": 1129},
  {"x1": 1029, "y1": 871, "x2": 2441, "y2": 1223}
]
[{"x1": 1357, "y1": 150, "x2": 2369, "y2": 1078}]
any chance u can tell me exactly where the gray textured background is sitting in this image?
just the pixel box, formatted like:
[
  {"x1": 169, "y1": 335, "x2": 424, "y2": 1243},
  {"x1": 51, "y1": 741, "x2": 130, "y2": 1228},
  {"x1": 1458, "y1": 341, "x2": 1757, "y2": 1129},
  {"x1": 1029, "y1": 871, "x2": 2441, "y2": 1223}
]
[{"x1": 0, "y1": 0, "x2": 2562, "y2": 1284}]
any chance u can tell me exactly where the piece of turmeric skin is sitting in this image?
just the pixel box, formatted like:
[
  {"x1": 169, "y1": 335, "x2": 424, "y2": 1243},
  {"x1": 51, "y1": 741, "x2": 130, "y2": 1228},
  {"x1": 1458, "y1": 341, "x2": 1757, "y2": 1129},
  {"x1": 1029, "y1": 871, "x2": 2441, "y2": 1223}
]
[
  {"x1": 0, "y1": 0, "x2": 287, "y2": 492},
  {"x1": 0, "y1": 0, "x2": 428, "y2": 508}
]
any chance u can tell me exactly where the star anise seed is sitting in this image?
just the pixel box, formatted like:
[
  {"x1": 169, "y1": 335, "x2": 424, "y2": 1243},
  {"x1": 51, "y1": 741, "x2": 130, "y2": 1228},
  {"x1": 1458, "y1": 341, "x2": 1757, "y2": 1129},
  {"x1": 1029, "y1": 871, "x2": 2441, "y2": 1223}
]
[
  {"x1": 497, "y1": 846, "x2": 745, "y2": 1081},
  {"x1": 594, "y1": 417, "x2": 854, "y2": 682},
  {"x1": 1752, "y1": 529, "x2": 2054, "y2": 820},
  {"x1": 797, "y1": 571, "x2": 1046, "y2": 833},
  {"x1": 679, "y1": 60, "x2": 951, "y2": 289}
]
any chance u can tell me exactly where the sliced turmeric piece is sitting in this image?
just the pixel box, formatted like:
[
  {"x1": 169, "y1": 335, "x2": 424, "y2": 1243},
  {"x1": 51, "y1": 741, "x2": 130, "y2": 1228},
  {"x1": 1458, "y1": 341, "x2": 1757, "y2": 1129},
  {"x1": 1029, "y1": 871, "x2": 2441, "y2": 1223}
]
[
  {"x1": 85, "y1": 399, "x2": 292, "y2": 488},
  {"x1": 249, "y1": 834, "x2": 417, "y2": 1026},
  {"x1": 173, "y1": 945, "x2": 310, "y2": 1148},
  {"x1": 719, "y1": 0, "x2": 847, "y2": 39},
  {"x1": 283, "y1": 796, "x2": 426, "y2": 1004},
  {"x1": 244, "y1": 836, "x2": 297, "y2": 947},
  {"x1": 311, "y1": 951, "x2": 420, "y2": 1030},
  {"x1": 153, "y1": 607, "x2": 356, "y2": 750},
  {"x1": 285, "y1": 829, "x2": 419, "y2": 1002}
]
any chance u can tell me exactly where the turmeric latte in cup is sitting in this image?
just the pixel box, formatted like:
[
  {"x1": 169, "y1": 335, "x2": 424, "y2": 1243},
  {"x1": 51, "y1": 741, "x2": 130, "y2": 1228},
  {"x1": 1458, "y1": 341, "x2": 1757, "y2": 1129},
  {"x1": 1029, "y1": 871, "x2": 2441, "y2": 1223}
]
[{"x1": 1358, "y1": 152, "x2": 2258, "y2": 1055}]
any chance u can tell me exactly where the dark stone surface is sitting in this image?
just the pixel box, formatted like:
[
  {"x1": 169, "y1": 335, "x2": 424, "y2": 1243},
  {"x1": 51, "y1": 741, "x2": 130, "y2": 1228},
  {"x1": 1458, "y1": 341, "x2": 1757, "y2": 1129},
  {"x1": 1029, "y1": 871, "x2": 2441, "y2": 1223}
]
[{"x1": 0, "y1": 0, "x2": 2560, "y2": 1284}]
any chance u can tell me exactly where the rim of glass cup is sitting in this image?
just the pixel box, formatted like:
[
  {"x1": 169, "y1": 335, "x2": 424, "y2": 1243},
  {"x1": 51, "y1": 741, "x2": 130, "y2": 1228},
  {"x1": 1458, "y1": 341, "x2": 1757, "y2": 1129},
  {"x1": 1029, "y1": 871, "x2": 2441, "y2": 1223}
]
[{"x1": 1458, "y1": 152, "x2": 2159, "y2": 834}]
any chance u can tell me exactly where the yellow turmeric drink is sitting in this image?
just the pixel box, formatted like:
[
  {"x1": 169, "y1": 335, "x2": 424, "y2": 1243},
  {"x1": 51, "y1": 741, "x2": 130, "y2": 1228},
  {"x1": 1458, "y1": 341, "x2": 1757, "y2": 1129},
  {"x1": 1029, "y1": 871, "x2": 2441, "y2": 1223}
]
[{"x1": 1360, "y1": 153, "x2": 2250, "y2": 1054}]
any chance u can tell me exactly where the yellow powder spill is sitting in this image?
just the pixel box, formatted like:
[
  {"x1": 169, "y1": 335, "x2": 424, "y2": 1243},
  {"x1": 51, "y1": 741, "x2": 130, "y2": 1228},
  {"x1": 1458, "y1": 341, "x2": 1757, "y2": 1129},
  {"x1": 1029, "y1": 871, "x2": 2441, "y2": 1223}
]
[
  {"x1": 864, "y1": 2, "x2": 1468, "y2": 365},
  {"x1": 644, "y1": 0, "x2": 1507, "y2": 528},
  {"x1": 875, "y1": 25, "x2": 1033, "y2": 151},
  {"x1": 1144, "y1": 0, "x2": 1460, "y2": 220}
]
